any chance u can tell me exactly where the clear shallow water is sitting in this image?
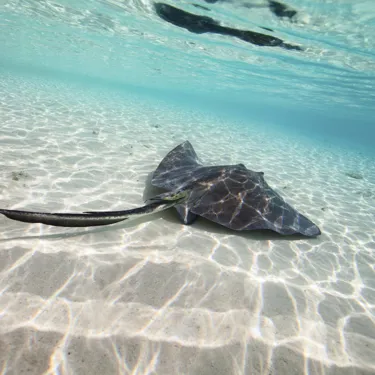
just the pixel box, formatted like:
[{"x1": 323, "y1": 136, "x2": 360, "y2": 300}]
[
  {"x1": 1, "y1": 1, "x2": 375, "y2": 374},
  {"x1": 1, "y1": 0, "x2": 375, "y2": 149}
]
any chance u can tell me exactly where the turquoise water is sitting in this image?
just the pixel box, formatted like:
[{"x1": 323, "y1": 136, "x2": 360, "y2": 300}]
[
  {"x1": 1, "y1": 1, "x2": 375, "y2": 374},
  {"x1": 1, "y1": 0, "x2": 375, "y2": 150}
]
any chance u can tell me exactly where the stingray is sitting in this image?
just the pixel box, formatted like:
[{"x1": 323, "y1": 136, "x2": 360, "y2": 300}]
[{"x1": 0, "y1": 141, "x2": 321, "y2": 236}]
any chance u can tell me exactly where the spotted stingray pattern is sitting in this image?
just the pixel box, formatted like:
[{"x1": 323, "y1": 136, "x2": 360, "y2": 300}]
[{"x1": 152, "y1": 141, "x2": 321, "y2": 236}]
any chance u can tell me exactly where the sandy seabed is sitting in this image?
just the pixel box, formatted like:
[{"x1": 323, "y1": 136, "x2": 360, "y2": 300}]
[{"x1": 0, "y1": 75, "x2": 375, "y2": 375}]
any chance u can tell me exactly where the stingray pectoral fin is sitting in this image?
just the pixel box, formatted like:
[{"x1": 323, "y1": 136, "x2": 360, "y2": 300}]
[
  {"x1": 175, "y1": 204, "x2": 198, "y2": 225},
  {"x1": 294, "y1": 213, "x2": 321, "y2": 237}
]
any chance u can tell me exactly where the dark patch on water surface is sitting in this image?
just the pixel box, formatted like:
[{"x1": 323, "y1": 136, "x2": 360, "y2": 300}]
[
  {"x1": 267, "y1": 0, "x2": 297, "y2": 20},
  {"x1": 199, "y1": 0, "x2": 298, "y2": 21},
  {"x1": 154, "y1": 3, "x2": 302, "y2": 50},
  {"x1": 260, "y1": 26, "x2": 274, "y2": 32},
  {"x1": 193, "y1": 3, "x2": 211, "y2": 11}
]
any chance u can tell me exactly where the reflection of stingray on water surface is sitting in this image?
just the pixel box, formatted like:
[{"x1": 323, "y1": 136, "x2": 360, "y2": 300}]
[
  {"x1": 0, "y1": 141, "x2": 320, "y2": 236},
  {"x1": 154, "y1": 3, "x2": 302, "y2": 50},
  {"x1": 200, "y1": 0, "x2": 298, "y2": 21}
]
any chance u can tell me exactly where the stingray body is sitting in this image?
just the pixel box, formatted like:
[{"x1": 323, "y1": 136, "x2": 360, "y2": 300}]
[
  {"x1": 0, "y1": 141, "x2": 321, "y2": 236},
  {"x1": 151, "y1": 141, "x2": 320, "y2": 236}
]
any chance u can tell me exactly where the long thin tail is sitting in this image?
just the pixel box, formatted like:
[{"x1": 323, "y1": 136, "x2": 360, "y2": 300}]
[{"x1": 0, "y1": 200, "x2": 176, "y2": 228}]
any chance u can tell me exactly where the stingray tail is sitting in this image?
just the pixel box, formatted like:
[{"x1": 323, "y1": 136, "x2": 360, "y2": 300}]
[{"x1": 0, "y1": 193, "x2": 186, "y2": 228}]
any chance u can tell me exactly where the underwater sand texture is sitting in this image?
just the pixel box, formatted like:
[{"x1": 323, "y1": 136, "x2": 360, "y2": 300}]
[{"x1": 1, "y1": 76, "x2": 375, "y2": 375}]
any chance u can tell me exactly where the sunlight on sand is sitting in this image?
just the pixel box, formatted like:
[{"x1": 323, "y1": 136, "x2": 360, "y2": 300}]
[{"x1": 1, "y1": 75, "x2": 375, "y2": 374}]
